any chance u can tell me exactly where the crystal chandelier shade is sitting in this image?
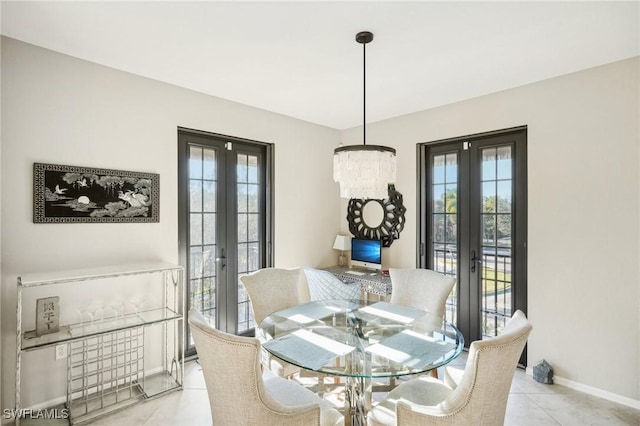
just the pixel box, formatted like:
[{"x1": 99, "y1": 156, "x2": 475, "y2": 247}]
[
  {"x1": 333, "y1": 31, "x2": 397, "y2": 200},
  {"x1": 333, "y1": 145, "x2": 396, "y2": 199}
]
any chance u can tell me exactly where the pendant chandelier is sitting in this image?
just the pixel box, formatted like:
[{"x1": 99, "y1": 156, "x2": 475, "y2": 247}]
[{"x1": 333, "y1": 31, "x2": 397, "y2": 199}]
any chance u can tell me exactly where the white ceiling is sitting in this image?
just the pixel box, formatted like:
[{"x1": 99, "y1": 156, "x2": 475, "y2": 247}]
[{"x1": 2, "y1": 1, "x2": 639, "y2": 129}]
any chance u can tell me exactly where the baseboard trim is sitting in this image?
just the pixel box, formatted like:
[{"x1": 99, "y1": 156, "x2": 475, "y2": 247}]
[{"x1": 525, "y1": 367, "x2": 640, "y2": 409}]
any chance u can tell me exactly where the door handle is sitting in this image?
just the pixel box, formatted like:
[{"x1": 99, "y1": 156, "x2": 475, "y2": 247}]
[
  {"x1": 470, "y1": 250, "x2": 482, "y2": 273},
  {"x1": 215, "y1": 248, "x2": 226, "y2": 270}
]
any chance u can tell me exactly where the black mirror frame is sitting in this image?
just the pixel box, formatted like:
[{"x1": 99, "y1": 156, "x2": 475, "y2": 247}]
[{"x1": 346, "y1": 184, "x2": 406, "y2": 247}]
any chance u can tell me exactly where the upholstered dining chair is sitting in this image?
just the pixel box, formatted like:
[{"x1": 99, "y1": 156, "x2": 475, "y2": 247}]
[
  {"x1": 240, "y1": 268, "x2": 311, "y2": 377},
  {"x1": 380, "y1": 268, "x2": 457, "y2": 388},
  {"x1": 189, "y1": 308, "x2": 343, "y2": 426},
  {"x1": 304, "y1": 267, "x2": 361, "y2": 301},
  {"x1": 367, "y1": 310, "x2": 532, "y2": 426},
  {"x1": 388, "y1": 268, "x2": 456, "y2": 319}
]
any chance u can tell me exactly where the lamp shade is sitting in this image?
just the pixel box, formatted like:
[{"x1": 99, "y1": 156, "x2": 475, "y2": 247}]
[
  {"x1": 333, "y1": 145, "x2": 396, "y2": 199},
  {"x1": 333, "y1": 235, "x2": 352, "y2": 251}
]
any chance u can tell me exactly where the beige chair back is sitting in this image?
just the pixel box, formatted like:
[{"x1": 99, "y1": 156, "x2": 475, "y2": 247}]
[
  {"x1": 240, "y1": 268, "x2": 311, "y2": 324},
  {"x1": 188, "y1": 308, "x2": 321, "y2": 425},
  {"x1": 397, "y1": 310, "x2": 532, "y2": 425},
  {"x1": 389, "y1": 268, "x2": 456, "y2": 318}
]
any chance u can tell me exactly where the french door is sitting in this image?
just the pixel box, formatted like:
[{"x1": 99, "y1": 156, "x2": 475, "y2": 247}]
[
  {"x1": 418, "y1": 127, "x2": 527, "y2": 363},
  {"x1": 178, "y1": 129, "x2": 273, "y2": 355}
]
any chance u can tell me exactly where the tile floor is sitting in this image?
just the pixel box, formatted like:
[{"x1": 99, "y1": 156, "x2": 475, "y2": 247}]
[{"x1": 88, "y1": 353, "x2": 640, "y2": 426}]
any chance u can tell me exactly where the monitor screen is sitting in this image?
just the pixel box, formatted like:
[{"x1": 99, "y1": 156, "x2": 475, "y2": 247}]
[{"x1": 351, "y1": 238, "x2": 382, "y2": 270}]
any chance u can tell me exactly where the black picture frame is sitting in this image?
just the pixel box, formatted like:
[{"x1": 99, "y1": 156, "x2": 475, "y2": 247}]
[{"x1": 33, "y1": 163, "x2": 159, "y2": 223}]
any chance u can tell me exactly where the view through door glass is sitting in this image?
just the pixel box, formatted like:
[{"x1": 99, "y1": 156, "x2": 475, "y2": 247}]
[
  {"x1": 421, "y1": 128, "x2": 527, "y2": 359},
  {"x1": 178, "y1": 130, "x2": 271, "y2": 354},
  {"x1": 477, "y1": 145, "x2": 515, "y2": 337}
]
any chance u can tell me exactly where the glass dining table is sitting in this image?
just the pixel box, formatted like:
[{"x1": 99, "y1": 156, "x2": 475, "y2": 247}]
[{"x1": 259, "y1": 299, "x2": 464, "y2": 426}]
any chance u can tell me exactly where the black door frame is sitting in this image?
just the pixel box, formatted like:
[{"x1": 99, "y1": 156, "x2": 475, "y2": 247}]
[
  {"x1": 178, "y1": 127, "x2": 274, "y2": 355},
  {"x1": 417, "y1": 125, "x2": 527, "y2": 364}
]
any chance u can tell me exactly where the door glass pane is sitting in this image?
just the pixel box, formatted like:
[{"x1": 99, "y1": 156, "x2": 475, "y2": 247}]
[
  {"x1": 237, "y1": 243, "x2": 248, "y2": 273},
  {"x1": 248, "y1": 214, "x2": 259, "y2": 241},
  {"x1": 445, "y1": 184, "x2": 457, "y2": 213},
  {"x1": 237, "y1": 153, "x2": 261, "y2": 333},
  {"x1": 481, "y1": 148, "x2": 496, "y2": 181},
  {"x1": 189, "y1": 146, "x2": 217, "y2": 331},
  {"x1": 497, "y1": 146, "x2": 512, "y2": 179},
  {"x1": 248, "y1": 242, "x2": 260, "y2": 271},
  {"x1": 445, "y1": 215, "x2": 457, "y2": 243},
  {"x1": 203, "y1": 181, "x2": 216, "y2": 213},
  {"x1": 203, "y1": 213, "x2": 216, "y2": 245},
  {"x1": 237, "y1": 154, "x2": 248, "y2": 182},
  {"x1": 431, "y1": 153, "x2": 458, "y2": 325},
  {"x1": 248, "y1": 155, "x2": 259, "y2": 183},
  {"x1": 190, "y1": 213, "x2": 202, "y2": 246},
  {"x1": 203, "y1": 246, "x2": 216, "y2": 277},
  {"x1": 432, "y1": 184, "x2": 445, "y2": 213},
  {"x1": 189, "y1": 147, "x2": 202, "y2": 179},
  {"x1": 248, "y1": 185, "x2": 259, "y2": 212},
  {"x1": 237, "y1": 183, "x2": 248, "y2": 213},
  {"x1": 237, "y1": 213, "x2": 248, "y2": 242},
  {"x1": 482, "y1": 214, "x2": 496, "y2": 245},
  {"x1": 433, "y1": 155, "x2": 445, "y2": 184},
  {"x1": 203, "y1": 149, "x2": 216, "y2": 180},
  {"x1": 480, "y1": 146, "x2": 513, "y2": 339},
  {"x1": 190, "y1": 181, "x2": 202, "y2": 212},
  {"x1": 497, "y1": 181, "x2": 512, "y2": 213},
  {"x1": 445, "y1": 154, "x2": 457, "y2": 182}
]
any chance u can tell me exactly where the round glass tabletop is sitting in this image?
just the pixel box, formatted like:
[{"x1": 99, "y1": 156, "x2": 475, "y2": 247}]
[{"x1": 259, "y1": 299, "x2": 464, "y2": 378}]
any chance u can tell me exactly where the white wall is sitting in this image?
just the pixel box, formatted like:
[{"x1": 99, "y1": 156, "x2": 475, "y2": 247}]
[
  {"x1": 340, "y1": 57, "x2": 640, "y2": 403},
  {"x1": 0, "y1": 37, "x2": 341, "y2": 409}
]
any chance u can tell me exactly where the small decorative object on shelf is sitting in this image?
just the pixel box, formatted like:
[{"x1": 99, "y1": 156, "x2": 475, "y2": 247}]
[{"x1": 35, "y1": 296, "x2": 60, "y2": 336}]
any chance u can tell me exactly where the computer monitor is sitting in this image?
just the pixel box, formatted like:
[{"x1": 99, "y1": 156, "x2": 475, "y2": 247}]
[{"x1": 351, "y1": 238, "x2": 382, "y2": 270}]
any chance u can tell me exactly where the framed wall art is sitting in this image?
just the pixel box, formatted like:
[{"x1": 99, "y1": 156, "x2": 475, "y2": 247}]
[{"x1": 33, "y1": 163, "x2": 159, "y2": 223}]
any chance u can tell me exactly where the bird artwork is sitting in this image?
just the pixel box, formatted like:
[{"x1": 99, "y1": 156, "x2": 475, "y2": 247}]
[
  {"x1": 118, "y1": 190, "x2": 150, "y2": 208},
  {"x1": 35, "y1": 163, "x2": 158, "y2": 223}
]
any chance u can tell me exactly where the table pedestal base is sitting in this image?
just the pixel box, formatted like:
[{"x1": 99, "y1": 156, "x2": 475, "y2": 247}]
[{"x1": 344, "y1": 375, "x2": 371, "y2": 426}]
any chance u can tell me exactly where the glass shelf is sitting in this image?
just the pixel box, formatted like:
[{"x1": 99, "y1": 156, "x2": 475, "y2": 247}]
[
  {"x1": 18, "y1": 261, "x2": 182, "y2": 287},
  {"x1": 21, "y1": 307, "x2": 181, "y2": 351},
  {"x1": 141, "y1": 371, "x2": 182, "y2": 398}
]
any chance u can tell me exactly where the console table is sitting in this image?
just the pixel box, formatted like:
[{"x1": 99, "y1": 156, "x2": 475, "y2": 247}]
[
  {"x1": 15, "y1": 262, "x2": 184, "y2": 425},
  {"x1": 323, "y1": 266, "x2": 392, "y2": 298}
]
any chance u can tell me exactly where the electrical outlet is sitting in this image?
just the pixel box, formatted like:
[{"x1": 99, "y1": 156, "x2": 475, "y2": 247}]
[{"x1": 55, "y1": 344, "x2": 67, "y2": 360}]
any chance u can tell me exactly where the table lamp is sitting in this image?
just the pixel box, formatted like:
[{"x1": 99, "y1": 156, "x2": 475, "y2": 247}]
[{"x1": 333, "y1": 234, "x2": 351, "y2": 266}]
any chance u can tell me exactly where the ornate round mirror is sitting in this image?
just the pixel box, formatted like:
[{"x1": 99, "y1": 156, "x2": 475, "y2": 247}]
[
  {"x1": 362, "y1": 200, "x2": 385, "y2": 229},
  {"x1": 346, "y1": 184, "x2": 406, "y2": 247}
]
